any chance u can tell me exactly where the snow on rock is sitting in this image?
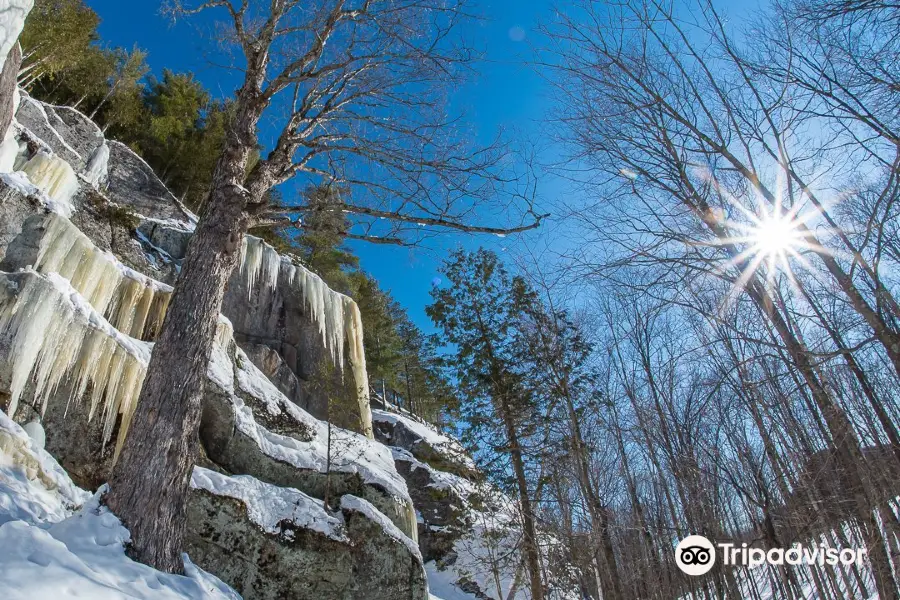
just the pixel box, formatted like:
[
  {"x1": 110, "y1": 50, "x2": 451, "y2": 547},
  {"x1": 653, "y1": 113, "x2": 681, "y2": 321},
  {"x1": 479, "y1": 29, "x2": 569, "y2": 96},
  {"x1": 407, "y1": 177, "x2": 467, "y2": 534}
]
[
  {"x1": 0, "y1": 411, "x2": 88, "y2": 526},
  {"x1": 373, "y1": 408, "x2": 476, "y2": 474},
  {"x1": 390, "y1": 446, "x2": 476, "y2": 498},
  {"x1": 191, "y1": 466, "x2": 347, "y2": 542},
  {"x1": 341, "y1": 494, "x2": 422, "y2": 562},
  {"x1": 0, "y1": 1, "x2": 32, "y2": 75},
  {"x1": 0, "y1": 270, "x2": 151, "y2": 457}
]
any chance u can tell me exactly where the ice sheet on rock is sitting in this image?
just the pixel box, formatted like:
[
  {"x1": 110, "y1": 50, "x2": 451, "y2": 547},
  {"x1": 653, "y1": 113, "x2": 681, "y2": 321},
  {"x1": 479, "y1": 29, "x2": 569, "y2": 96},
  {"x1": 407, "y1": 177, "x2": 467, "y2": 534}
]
[
  {"x1": 0, "y1": 2, "x2": 33, "y2": 75},
  {"x1": 240, "y1": 235, "x2": 373, "y2": 437},
  {"x1": 83, "y1": 141, "x2": 110, "y2": 188},
  {"x1": 21, "y1": 151, "x2": 79, "y2": 216},
  {"x1": 207, "y1": 318, "x2": 236, "y2": 393},
  {"x1": 341, "y1": 495, "x2": 422, "y2": 562},
  {"x1": 31, "y1": 212, "x2": 173, "y2": 340},
  {"x1": 0, "y1": 411, "x2": 90, "y2": 526},
  {"x1": 0, "y1": 490, "x2": 239, "y2": 600},
  {"x1": 191, "y1": 466, "x2": 347, "y2": 542},
  {"x1": 0, "y1": 270, "x2": 151, "y2": 458}
]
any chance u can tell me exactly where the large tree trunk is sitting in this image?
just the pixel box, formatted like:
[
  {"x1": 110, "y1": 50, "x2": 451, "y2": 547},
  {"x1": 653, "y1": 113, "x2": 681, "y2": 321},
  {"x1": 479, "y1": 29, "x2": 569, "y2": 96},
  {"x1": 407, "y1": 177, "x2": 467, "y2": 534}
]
[
  {"x1": 0, "y1": 43, "x2": 21, "y2": 138},
  {"x1": 106, "y1": 96, "x2": 260, "y2": 571}
]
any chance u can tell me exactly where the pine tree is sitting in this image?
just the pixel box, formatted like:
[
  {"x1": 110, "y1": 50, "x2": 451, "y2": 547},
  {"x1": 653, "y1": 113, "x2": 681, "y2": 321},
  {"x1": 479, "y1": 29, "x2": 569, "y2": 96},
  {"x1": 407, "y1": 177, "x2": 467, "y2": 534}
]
[{"x1": 427, "y1": 248, "x2": 547, "y2": 600}]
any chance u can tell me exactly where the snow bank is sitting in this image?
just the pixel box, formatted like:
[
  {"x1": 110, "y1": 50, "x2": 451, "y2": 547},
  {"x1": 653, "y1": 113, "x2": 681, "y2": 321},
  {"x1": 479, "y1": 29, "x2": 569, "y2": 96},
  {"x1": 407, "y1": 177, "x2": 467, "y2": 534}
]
[
  {"x1": 191, "y1": 467, "x2": 346, "y2": 542},
  {"x1": 0, "y1": 493, "x2": 240, "y2": 600},
  {"x1": 0, "y1": 411, "x2": 89, "y2": 526},
  {"x1": 0, "y1": 410, "x2": 237, "y2": 599}
]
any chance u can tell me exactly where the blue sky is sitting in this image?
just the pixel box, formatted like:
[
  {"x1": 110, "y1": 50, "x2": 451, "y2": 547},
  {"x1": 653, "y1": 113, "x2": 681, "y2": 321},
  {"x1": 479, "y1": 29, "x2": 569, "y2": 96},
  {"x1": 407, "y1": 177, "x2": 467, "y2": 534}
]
[{"x1": 84, "y1": 0, "x2": 563, "y2": 333}]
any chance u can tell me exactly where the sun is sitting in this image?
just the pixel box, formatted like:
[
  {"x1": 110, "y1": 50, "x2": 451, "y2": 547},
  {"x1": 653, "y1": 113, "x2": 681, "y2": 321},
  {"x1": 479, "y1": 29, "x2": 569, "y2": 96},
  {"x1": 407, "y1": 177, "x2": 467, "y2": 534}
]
[{"x1": 751, "y1": 211, "x2": 803, "y2": 261}]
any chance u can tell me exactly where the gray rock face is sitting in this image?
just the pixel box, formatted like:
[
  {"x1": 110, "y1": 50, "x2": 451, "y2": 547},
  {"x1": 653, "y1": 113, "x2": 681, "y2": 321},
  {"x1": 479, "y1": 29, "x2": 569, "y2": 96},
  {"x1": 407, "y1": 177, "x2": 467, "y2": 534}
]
[
  {"x1": 15, "y1": 94, "x2": 104, "y2": 172},
  {"x1": 105, "y1": 140, "x2": 187, "y2": 221},
  {"x1": 391, "y1": 448, "x2": 473, "y2": 563},
  {"x1": 186, "y1": 487, "x2": 428, "y2": 600},
  {"x1": 0, "y1": 178, "x2": 42, "y2": 262}
]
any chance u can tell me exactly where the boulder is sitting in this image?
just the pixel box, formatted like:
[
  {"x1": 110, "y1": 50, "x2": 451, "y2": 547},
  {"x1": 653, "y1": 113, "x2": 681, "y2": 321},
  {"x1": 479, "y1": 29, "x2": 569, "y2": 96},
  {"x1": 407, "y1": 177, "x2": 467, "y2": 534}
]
[
  {"x1": 372, "y1": 409, "x2": 478, "y2": 480},
  {"x1": 187, "y1": 468, "x2": 428, "y2": 600}
]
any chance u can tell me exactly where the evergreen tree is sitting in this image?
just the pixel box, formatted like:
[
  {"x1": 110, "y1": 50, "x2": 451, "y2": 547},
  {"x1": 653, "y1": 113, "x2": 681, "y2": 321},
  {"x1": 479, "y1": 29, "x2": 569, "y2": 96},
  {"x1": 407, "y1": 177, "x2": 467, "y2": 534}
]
[
  {"x1": 427, "y1": 248, "x2": 547, "y2": 599},
  {"x1": 18, "y1": 0, "x2": 101, "y2": 88}
]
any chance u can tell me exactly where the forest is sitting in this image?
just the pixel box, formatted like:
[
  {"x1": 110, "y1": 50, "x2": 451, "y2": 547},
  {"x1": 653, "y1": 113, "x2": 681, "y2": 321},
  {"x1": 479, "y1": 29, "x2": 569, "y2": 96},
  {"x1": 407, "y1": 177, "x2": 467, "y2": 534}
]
[{"x1": 0, "y1": 0, "x2": 898, "y2": 599}]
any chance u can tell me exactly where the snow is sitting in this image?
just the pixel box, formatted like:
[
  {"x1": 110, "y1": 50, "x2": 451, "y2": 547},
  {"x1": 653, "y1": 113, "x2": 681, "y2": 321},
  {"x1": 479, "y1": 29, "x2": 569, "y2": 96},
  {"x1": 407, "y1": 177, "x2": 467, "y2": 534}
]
[
  {"x1": 191, "y1": 467, "x2": 347, "y2": 542},
  {"x1": 0, "y1": 411, "x2": 89, "y2": 526},
  {"x1": 0, "y1": 1, "x2": 32, "y2": 75},
  {"x1": 341, "y1": 494, "x2": 422, "y2": 562},
  {"x1": 0, "y1": 410, "x2": 238, "y2": 600},
  {"x1": 0, "y1": 491, "x2": 240, "y2": 600}
]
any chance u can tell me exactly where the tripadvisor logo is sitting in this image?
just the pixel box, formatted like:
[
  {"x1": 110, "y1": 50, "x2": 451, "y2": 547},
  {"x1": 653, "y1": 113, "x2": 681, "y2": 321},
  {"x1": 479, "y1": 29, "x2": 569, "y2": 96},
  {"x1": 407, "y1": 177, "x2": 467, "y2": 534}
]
[
  {"x1": 675, "y1": 535, "x2": 867, "y2": 576},
  {"x1": 675, "y1": 535, "x2": 716, "y2": 576}
]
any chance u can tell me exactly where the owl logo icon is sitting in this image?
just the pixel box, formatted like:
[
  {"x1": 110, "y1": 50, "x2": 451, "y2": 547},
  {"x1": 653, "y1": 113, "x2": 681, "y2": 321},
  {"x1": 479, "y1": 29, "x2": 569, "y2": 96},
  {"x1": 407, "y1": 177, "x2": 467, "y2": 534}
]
[{"x1": 675, "y1": 535, "x2": 716, "y2": 576}]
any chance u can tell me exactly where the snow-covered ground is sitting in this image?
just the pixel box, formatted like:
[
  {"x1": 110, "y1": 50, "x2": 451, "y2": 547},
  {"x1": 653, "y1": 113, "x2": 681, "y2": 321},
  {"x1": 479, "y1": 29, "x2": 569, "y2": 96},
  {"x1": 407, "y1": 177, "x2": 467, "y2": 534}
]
[{"x1": 0, "y1": 411, "x2": 239, "y2": 600}]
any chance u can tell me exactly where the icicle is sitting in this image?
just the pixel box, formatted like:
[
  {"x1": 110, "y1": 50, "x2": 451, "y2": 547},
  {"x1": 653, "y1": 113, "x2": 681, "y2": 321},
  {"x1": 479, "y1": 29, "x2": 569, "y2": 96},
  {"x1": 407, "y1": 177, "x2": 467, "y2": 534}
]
[
  {"x1": 239, "y1": 235, "x2": 375, "y2": 437},
  {"x1": 344, "y1": 298, "x2": 373, "y2": 438},
  {"x1": 83, "y1": 142, "x2": 110, "y2": 188},
  {"x1": 0, "y1": 271, "x2": 149, "y2": 459},
  {"x1": 30, "y1": 213, "x2": 173, "y2": 341},
  {"x1": 0, "y1": 126, "x2": 19, "y2": 173},
  {"x1": 21, "y1": 151, "x2": 79, "y2": 216}
]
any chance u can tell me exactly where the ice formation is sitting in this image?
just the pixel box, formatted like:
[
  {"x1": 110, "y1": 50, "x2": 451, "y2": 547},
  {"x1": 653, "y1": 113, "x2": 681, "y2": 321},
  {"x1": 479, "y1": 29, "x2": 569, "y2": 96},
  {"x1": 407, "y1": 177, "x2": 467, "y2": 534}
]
[
  {"x1": 83, "y1": 142, "x2": 110, "y2": 188},
  {"x1": 0, "y1": 126, "x2": 19, "y2": 173},
  {"x1": 240, "y1": 236, "x2": 373, "y2": 438},
  {"x1": 0, "y1": 271, "x2": 150, "y2": 458},
  {"x1": 20, "y1": 151, "x2": 79, "y2": 216},
  {"x1": 32, "y1": 213, "x2": 173, "y2": 341}
]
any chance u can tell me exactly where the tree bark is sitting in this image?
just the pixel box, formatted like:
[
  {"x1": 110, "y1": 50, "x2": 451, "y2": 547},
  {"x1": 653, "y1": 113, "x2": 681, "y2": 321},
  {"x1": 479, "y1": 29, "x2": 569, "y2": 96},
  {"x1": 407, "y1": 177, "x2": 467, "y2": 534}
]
[{"x1": 106, "y1": 92, "x2": 261, "y2": 571}]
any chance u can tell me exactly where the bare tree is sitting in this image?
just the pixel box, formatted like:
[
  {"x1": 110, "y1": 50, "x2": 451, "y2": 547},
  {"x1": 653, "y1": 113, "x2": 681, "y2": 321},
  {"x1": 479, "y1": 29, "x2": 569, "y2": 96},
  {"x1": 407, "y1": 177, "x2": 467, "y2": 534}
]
[{"x1": 106, "y1": 0, "x2": 543, "y2": 572}]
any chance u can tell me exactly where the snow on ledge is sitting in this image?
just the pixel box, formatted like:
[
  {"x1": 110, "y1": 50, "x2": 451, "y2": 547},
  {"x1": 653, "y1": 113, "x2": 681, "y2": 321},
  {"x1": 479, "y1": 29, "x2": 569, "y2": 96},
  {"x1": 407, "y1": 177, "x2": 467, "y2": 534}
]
[
  {"x1": 341, "y1": 495, "x2": 422, "y2": 563},
  {"x1": 190, "y1": 467, "x2": 346, "y2": 542}
]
